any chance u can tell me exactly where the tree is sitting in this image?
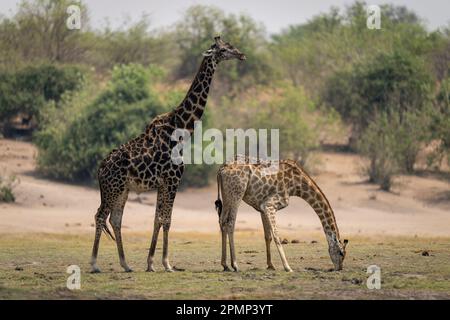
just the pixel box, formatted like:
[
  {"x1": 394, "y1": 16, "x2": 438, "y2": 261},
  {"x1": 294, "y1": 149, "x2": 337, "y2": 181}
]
[
  {"x1": 174, "y1": 5, "x2": 273, "y2": 93},
  {"x1": 323, "y1": 50, "x2": 433, "y2": 142},
  {"x1": 0, "y1": 64, "x2": 84, "y2": 135},
  {"x1": 35, "y1": 64, "x2": 167, "y2": 181},
  {"x1": 0, "y1": 0, "x2": 89, "y2": 67},
  {"x1": 270, "y1": 1, "x2": 430, "y2": 95}
]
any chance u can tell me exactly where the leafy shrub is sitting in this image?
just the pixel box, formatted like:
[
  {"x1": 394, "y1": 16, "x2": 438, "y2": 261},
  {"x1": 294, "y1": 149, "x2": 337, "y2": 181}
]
[
  {"x1": 322, "y1": 50, "x2": 433, "y2": 144},
  {"x1": 357, "y1": 113, "x2": 399, "y2": 191},
  {"x1": 0, "y1": 64, "x2": 84, "y2": 134},
  {"x1": 179, "y1": 109, "x2": 216, "y2": 189},
  {"x1": 0, "y1": 174, "x2": 17, "y2": 203},
  {"x1": 214, "y1": 83, "x2": 341, "y2": 169},
  {"x1": 393, "y1": 110, "x2": 432, "y2": 173},
  {"x1": 36, "y1": 63, "x2": 214, "y2": 187},
  {"x1": 36, "y1": 64, "x2": 167, "y2": 181},
  {"x1": 358, "y1": 109, "x2": 431, "y2": 190},
  {"x1": 180, "y1": 162, "x2": 215, "y2": 189},
  {"x1": 429, "y1": 77, "x2": 450, "y2": 168}
]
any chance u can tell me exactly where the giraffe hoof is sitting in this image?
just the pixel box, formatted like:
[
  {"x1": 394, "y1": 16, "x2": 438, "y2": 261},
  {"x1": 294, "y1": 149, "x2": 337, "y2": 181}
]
[
  {"x1": 223, "y1": 266, "x2": 231, "y2": 272},
  {"x1": 124, "y1": 268, "x2": 133, "y2": 273},
  {"x1": 267, "y1": 266, "x2": 276, "y2": 271},
  {"x1": 146, "y1": 266, "x2": 156, "y2": 272},
  {"x1": 165, "y1": 268, "x2": 174, "y2": 273},
  {"x1": 232, "y1": 266, "x2": 239, "y2": 272},
  {"x1": 285, "y1": 267, "x2": 293, "y2": 273},
  {"x1": 90, "y1": 268, "x2": 101, "y2": 274}
]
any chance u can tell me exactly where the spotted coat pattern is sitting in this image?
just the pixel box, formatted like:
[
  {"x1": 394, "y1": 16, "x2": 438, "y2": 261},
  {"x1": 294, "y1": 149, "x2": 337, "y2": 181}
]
[
  {"x1": 216, "y1": 158, "x2": 348, "y2": 272},
  {"x1": 90, "y1": 37, "x2": 246, "y2": 273}
]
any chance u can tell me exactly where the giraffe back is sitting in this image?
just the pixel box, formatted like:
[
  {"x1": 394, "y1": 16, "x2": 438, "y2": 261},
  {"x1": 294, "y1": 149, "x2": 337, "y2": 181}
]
[{"x1": 219, "y1": 160, "x2": 299, "y2": 212}]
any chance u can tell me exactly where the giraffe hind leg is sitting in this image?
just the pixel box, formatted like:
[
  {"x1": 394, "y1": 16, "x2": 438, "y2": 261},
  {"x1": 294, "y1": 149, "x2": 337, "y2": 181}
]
[
  {"x1": 220, "y1": 183, "x2": 245, "y2": 272},
  {"x1": 260, "y1": 213, "x2": 275, "y2": 270},
  {"x1": 90, "y1": 204, "x2": 111, "y2": 273},
  {"x1": 147, "y1": 183, "x2": 177, "y2": 272},
  {"x1": 109, "y1": 191, "x2": 132, "y2": 272}
]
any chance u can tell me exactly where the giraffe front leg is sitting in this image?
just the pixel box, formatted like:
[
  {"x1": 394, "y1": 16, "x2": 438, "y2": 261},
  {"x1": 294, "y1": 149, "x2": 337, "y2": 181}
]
[
  {"x1": 157, "y1": 183, "x2": 177, "y2": 272},
  {"x1": 260, "y1": 213, "x2": 275, "y2": 270},
  {"x1": 162, "y1": 223, "x2": 173, "y2": 272},
  {"x1": 110, "y1": 205, "x2": 133, "y2": 273},
  {"x1": 266, "y1": 210, "x2": 293, "y2": 272},
  {"x1": 146, "y1": 219, "x2": 161, "y2": 272},
  {"x1": 221, "y1": 229, "x2": 231, "y2": 271},
  {"x1": 228, "y1": 230, "x2": 239, "y2": 272},
  {"x1": 147, "y1": 184, "x2": 177, "y2": 272}
]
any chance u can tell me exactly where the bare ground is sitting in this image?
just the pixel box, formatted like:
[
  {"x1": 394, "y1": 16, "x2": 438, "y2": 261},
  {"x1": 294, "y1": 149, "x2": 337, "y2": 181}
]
[
  {"x1": 1, "y1": 138, "x2": 450, "y2": 300},
  {"x1": 0, "y1": 139, "x2": 449, "y2": 237}
]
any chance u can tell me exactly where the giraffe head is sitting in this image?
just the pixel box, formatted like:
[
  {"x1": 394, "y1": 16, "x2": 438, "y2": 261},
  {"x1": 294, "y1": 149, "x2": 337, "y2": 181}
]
[
  {"x1": 328, "y1": 234, "x2": 348, "y2": 271},
  {"x1": 203, "y1": 36, "x2": 246, "y2": 62}
]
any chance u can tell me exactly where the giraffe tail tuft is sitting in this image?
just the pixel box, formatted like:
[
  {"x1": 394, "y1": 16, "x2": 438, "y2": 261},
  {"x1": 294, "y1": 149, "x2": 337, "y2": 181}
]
[
  {"x1": 215, "y1": 199, "x2": 223, "y2": 217},
  {"x1": 215, "y1": 171, "x2": 223, "y2": 217}
]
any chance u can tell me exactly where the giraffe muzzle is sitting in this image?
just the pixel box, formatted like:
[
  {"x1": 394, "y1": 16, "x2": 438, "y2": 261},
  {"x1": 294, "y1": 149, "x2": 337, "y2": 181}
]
[{"x1": 239, "y1": 54, "x2": 247, "y2": 61}]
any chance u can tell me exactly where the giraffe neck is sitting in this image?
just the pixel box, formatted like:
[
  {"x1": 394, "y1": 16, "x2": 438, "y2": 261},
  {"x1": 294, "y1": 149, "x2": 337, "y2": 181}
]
[
  {"x1": 174, "y1": 56, "x2": 218, "y2": 131},
  {"x1": 293, "y1": 172, "x2": 340, "y2": 241}
]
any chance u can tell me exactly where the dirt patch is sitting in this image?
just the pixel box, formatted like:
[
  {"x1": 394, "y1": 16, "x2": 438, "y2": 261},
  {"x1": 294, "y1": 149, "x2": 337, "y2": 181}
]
[
  {"x1": 0, "y1": 139, "x2": 449, "y2": 237},
  {"x1": 1, "y1": 232, "x2": 449, "y2": 299}
]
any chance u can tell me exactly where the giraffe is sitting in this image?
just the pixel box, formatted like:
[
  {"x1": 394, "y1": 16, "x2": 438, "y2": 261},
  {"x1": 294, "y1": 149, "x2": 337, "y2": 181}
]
[
  {"x1": 215, "y1": 157, "x2": 348, "y2": 272},
  {"x1": 90, "y1": 36, "x2": 246, "y2": 273}
]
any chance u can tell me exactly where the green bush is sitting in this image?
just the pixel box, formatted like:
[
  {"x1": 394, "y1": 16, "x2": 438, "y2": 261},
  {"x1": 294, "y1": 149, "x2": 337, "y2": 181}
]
[
  {"x1": 179, "y1": 110, "x2": 216, "y2": 189},
  {"x1": 36, "y1": 64, "x2": 167, "y2": 181},
  {"x1": 322, "y1": 50, "x2": 433, "y2": 143},
  {"x1": 271, "y1": 2, "x2": 430, "y2": 96},
  {"x1": 0, "y1": 64, "x2": 84, "y2": 134},
  {"x1": 214, "y1": 83, "x2": 341, "y2": 169},
  {"x1": 394, "y1": 110, "x2": 432, "y2": 172},
  {"x1": 357, "y1": 113, "x2": 399, "y2": 191},
  {"x1": 358, "y1": 109, "x2": 431, "y2": 190},
  {"x1": 180, "y1": 162, "x2": 215, "y2": 189},
  {"x1": 0, "y1": 174, "x2": 17, "y2": 203},
  {"x1": 429, "y1": 77, "x2": 450, "y2": 168},
  {"x1": 36, "y1": 63, "x2": 214, "y2": 188}
]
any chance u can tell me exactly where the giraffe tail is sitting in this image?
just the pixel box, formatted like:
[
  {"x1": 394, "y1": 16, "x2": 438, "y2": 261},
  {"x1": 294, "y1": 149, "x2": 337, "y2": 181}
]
[
  {"x1": 97, "y1": 176, "x2": 116, "y2": 241},
  {"x1": 215, "y1": 172, "x2": 223, "y2": 217},
  {"x1": 102, "y1": 221, "x2": 115, "y2": 241},
  {"x1": 96, "y1": 204, "x2": 115, "y2": 241}
]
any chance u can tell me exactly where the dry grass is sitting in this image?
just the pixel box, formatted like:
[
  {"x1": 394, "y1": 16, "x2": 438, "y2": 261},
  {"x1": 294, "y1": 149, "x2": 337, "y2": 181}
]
[{"x1": 1, "y1": 232, "x2": 449, "y2": 299}]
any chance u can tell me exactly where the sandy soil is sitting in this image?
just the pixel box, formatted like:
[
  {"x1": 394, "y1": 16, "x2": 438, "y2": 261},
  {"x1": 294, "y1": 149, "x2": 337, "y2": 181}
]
[{"x1": 1, "y1": 138, "x2": 449, "y2": 237}]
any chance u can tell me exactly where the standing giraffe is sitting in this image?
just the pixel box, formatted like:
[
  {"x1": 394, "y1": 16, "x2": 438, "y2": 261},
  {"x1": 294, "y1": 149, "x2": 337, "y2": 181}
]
[
  {"x1": 215, "y1": 158, "x2": 348, "y2": 272},
  {"x1": 90, "y1": 36, "x2": 246, "y2": 273}
]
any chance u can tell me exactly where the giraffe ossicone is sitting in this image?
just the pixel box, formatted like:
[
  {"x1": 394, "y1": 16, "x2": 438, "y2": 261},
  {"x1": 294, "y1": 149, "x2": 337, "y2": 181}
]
[{"x1": 90, "y1": 36, "x2": 246, "y2": 273}]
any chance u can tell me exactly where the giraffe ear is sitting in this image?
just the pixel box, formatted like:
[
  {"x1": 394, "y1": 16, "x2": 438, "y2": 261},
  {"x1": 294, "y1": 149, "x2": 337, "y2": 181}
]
[
  {"x1": 202, "y1": 49, "x2": 214, "y2": 57},
  {"x1": 343, "y1": 239, "x2": 349, "y2": 248}
]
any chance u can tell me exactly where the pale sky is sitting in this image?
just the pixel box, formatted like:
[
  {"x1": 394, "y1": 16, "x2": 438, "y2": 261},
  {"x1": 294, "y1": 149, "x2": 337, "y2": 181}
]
[{"x1": 1, "y1": 0, "x2": 449, "y2": 34}]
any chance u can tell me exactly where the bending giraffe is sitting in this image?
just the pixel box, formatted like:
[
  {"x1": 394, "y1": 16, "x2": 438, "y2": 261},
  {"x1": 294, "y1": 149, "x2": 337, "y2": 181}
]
[
  {"x1": 215, "y1": 158, "x2": 348, "y2": 272},
  {"x1": 90, "y1": 37, "x2": 246, "y2": 273}
]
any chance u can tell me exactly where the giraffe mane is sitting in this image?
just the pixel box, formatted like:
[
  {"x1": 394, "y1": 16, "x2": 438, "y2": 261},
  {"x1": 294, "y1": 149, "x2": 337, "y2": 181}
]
[{"x1": 287, "y1": 160, "x2": 340, "y2": 239}]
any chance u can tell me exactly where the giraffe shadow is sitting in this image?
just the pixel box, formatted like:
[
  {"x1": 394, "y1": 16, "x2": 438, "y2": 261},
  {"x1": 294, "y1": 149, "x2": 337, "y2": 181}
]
[{"x1": 304, "y1": 267, "x2": 335, "y2": 273}]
